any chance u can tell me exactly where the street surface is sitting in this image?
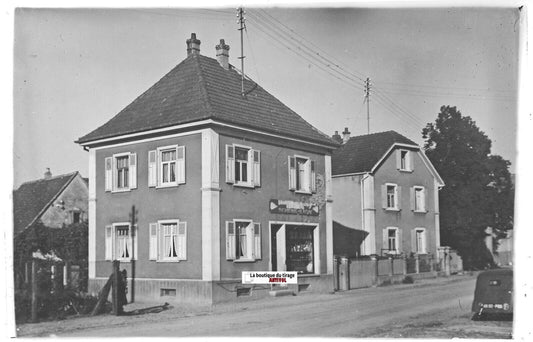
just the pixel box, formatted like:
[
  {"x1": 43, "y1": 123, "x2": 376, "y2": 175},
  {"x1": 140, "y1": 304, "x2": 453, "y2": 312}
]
[{"x1": 18, "y1": 274, "x2": 512, "y2": 338}]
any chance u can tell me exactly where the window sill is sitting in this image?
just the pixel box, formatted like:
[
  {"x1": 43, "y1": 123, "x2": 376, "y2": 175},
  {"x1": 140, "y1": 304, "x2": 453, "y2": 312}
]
[
  {"x1": 114, "y1": 259, "x2": 135, "y2": 263},
  {"x1": 295, "y1": 190, "x2": 312, "y2": 195},
  {"x1": 414, "y1": 210, "x2": 428, "y2": 214},
  {"x1": 233, "y1": 259, "x2": 256, "y2": 263},
  {"x1": 111, "y1": 188, "x2": 131, "y2": 193},
  {"x1": 385, "y1": 208, "x2": 400, "y2": 212},
  {"x1": 399, "y1": 169, "x2": 413, "y2": 173},
  {"x1": 156, "y1": 183, "x2": 178, "y2": 189},
  {"x1": 156, "y1": 259, "x2": 182, "y2": 263},
  {"x1": 233, "y1": 183, "x2": 255, "y2": 189}
]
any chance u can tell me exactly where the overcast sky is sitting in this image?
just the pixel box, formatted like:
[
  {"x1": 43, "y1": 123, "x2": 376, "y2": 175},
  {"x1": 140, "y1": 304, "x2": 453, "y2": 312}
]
[{"x1": 13, "y1": 6, "x2": 520, "y2": 187}]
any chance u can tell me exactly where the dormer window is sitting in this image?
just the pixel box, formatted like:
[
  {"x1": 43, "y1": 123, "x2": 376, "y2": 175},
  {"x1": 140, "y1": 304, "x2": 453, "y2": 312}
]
[{"x1": 397, "y1": 149, "x2": 412, "y2": 172}]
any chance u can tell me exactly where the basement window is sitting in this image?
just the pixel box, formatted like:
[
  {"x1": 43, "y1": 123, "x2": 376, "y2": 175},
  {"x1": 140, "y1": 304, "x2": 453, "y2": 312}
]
[{"x1": 160, "y1": 288, "x2": 177, "y2": 297}]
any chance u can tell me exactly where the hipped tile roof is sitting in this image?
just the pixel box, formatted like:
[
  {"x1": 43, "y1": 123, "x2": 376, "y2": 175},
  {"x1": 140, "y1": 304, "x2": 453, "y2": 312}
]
[
  {"x1": 332, "y1": 130, "x2": 417, "y2": 175},
  {"x1": 78, "y1": 53, "x2": 337, "y2": 147},
  {"x1": 13, "y1": 172, "x2": 78, "y2": 235}
]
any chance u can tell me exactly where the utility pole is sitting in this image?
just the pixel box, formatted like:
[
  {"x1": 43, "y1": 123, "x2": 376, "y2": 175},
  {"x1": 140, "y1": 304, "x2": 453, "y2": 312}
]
[
  {"x1": 237, "y1": 7, "x2": 246, "y2": 97},
  {"x1": 364, "y1": 77, "x2": 371, "y2": 134}
]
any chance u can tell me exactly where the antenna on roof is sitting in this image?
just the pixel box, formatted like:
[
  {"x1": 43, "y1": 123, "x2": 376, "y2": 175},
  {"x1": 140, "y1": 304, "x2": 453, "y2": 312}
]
[{"x1": 237, "y1": 7, "x2": 246, "y2": 97}]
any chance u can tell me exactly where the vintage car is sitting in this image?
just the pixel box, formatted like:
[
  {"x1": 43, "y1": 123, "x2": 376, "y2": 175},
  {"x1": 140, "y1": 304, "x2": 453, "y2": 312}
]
[{"x1": 471, "y1": 268, "x2": 513, "y2": 319}]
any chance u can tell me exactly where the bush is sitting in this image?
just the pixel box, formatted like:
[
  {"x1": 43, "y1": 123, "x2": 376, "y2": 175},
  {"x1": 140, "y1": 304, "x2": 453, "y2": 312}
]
[{"x1": 402, "y1": 275, "x2": 415, "y2": 284}]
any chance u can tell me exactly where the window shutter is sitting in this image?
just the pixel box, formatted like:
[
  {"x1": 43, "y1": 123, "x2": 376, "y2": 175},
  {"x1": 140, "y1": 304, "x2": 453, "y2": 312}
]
[
  {"x1": 105, "y1": 225, "x2": 113, "y2": 260},
  {"x1": 422, "y1": 230, "x2": 427, "y2": 253},
  {"x1": 381, "y1": 185, "x2": 387, "y2": 209},
  {"x1": 148, "y1": 150, "x2": 157, "y2": 187},
  {"x1": 310, "y1": 160, "x2": 317, "y2": 193},
  {"x1": 226, "y1": 221, "x2": 236, "y2": 260},
  {"x1": 411, "y1": 228, "x2": 417, "y2": 253},
  {"x1": 410, "y1": 187, "x2": 415, "y2": 211},
  {"x1": 248, "y1": 149, "x2": 255, "y2": 185},
  {"x1": 149, "y1": 223, "x2": 158, "y2": 260},
  {"x1": 396, "y1": 150, "x2": 401, "y2": 169},
  {"x1": 253, "y1": 222, "x2": 261, "y2": 260},
  {"x1": 132, "y1": 225, "x2": 138, "y2": 260},
  {"x1": 424, "y1": 187, "x2": 429, "y2": 212},
  {"x1": 397, "y1": 229, "x2": 402, "y2": 253},
  {"x1": 396, "y1": 186, "x2": 402, "y2": 210},
  {"x1": 382, "y1": 228, "x2": 388, "y2": 252},
  {"x1": 177, "y1": 221, "x2": 187, "y2": 260},
  {"x1": 407, "y1": 152, "x2": 412, "y2": 171},
  {"x1": 129, "y1": 153, "x2": 137, "y2": 189},
  {"x1": 288, "y1": 156, "x2": 296, "y2": 190},
  {"x1": 177, "y1": 146, "x2": 186, "y2": 184},
  {"x1": 253, "y1": 150, "x2": 261, "y2": 187},
  {"x1": 105, "y1": 157, "x2": 113, "y2": 192},
  {"x1": 225, "y1": 145, "x2": 235, "y2": 184}
]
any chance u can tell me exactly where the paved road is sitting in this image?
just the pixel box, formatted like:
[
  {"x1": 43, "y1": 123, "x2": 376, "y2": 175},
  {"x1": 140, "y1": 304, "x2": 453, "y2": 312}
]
[{"x1": 61, "y1": 276, "x2": 493, "y2": 337}]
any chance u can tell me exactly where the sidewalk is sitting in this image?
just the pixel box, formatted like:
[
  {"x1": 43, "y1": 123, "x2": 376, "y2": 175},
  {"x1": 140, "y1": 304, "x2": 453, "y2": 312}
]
[{"x1": 15, "y1": 272, "x2": 476, "y2": 337}]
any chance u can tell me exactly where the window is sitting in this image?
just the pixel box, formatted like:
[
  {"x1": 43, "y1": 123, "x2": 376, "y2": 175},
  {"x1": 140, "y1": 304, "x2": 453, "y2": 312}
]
[
  {"x1": 149, "y1": 220, "x2": 187, "y2": 261},
  {"x1": 382, "y1": 227, "x2": 401, "y2": 254},
  {"x1": 412, "y1": 228, "x2": 427, "y2": 254},
  {"x1": 225, "y1": 144, "x2": 261, "y2": 187},
  {"x1": 396, "y1": 149, "x2": 412, "y2": 171},
  {"x1": 382, "y1": 183, "x2": 401, "y2": 210},
  {"x1": 104, "y1": 223, "x2": 138, "y2": 261},
  {"x1": 411, "y1": 186, "x2": 426, "y2": 212},
  {"x1": 288, "y1": 155, "x2": 316, "y2": 193},
  {"x1": 226, "y1": 220, "x2": 261, "y2": 261},
  {"x1": 148, "y1": 145, "x2": 185, "y2": 188},
  {"x1": 104, "y1": 153, "x2": 137, "y2": 192}
]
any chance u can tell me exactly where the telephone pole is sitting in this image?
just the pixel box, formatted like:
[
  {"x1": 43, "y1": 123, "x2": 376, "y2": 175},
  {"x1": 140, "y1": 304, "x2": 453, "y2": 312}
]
[
  {"x1": 237, "y1": 7, "x2": 246, "y2": 97},
  {"x1": 364, "y1": 77, "x2": 371, "y2": 134}
]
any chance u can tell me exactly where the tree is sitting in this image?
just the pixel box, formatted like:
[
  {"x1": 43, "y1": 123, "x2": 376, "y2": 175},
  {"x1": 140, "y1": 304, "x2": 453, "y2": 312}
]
[{"x1": 422, "y1": 105, "x2": 514, "y2": 269}]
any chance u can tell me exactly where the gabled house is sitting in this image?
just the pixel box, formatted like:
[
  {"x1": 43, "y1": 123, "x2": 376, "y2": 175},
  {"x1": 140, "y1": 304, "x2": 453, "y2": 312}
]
[
  {"x1": 76, "y1": 34, "x2": 338, "y2": 304},
  {"x1": 13, "y1": 169, "x2": 88, "y2": 235},
  {"x1": 331, "y1": 130, "x2": 444, "y2": 258}
]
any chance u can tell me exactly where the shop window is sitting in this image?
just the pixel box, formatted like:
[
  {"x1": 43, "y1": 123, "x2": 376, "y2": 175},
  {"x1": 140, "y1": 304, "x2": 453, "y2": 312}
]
[{"x1": 286, "y1": 226, "x2": 314, "y2": 274}]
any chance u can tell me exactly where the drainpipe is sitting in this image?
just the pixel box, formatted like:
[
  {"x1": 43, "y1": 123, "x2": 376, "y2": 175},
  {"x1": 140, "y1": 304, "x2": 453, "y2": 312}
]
[{"x1": 360, "y1": 173, "x2": 371, "y2": 255}]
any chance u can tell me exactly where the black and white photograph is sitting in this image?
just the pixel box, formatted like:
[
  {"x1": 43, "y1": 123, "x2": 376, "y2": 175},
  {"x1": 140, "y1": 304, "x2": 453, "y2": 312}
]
[{"x1": 3, "y1": 0, "x2": 531, "y2": 339}]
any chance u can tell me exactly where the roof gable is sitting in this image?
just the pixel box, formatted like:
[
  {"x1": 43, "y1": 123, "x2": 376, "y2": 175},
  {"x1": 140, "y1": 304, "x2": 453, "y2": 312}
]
[
  {"x1": 13, "y1": 172, "x2": 79, "y2": 235},
  {"x1": 78, "y1": 54, "x2": 336, "y2": 147},
  {"x1": 332, "y1": 131, "x2": 417, "y2": 175}
]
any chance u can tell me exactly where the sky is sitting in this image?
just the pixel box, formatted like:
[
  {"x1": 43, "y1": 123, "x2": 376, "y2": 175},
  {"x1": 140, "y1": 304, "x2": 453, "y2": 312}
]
[{"x1": 12, "y1": 6, "x2": 520, "y2": 188}]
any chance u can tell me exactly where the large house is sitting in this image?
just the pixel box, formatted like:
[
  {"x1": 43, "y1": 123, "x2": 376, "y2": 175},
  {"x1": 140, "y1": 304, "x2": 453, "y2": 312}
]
[
  {"x1": 331, "y1": 130, "x2": 444, "y2": 258},
  {"x1": 77, "y1": 34, "x2": 338, "y2": 304}
]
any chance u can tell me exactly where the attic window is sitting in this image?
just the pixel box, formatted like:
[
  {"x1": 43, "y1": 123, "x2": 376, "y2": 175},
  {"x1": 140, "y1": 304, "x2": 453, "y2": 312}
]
[{"x1": 397, "y1": 149, "x2": 412, "y2": 171}]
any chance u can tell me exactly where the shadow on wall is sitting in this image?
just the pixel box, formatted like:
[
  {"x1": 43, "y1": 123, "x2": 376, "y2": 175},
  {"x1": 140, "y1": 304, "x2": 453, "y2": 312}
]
[{"x1": 333, "y1": 220, "x2": 368, "y2": 258}]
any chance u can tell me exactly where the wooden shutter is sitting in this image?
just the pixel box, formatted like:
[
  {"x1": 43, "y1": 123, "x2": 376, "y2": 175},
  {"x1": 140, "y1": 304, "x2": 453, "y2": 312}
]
[
  {"x1": 129, "y1": 153, "x2": 137, "y2": 189},
  {"x1": 105, "y1": 157, "x2": 113, "y2": 192},
  {"x1": 248, "y1": 149, "x2": 255, "y2": 185},
  {"x1": 396, "y1": 186, "x2": 402, "y2": 210},
  {"x1": 149, "y1": 223, "x2": 158, "y2": 260},
  {"x1": 226, "y1": 221, "x2": 236, "y2": 260},
  {"x1": 424, "y1": 187, "x2": 429, "y2": 212},
  {"x1": 105, "y1": 225, "x2": 113, "y2": 260},
  {"x1": 177, "y1": 146, "x2": 186, "y2": 184},
  {"x1": 226, "y1": 145, "x2": 235, "y2": 184},
  {"x1": 253, "y1": 222, "x2": 261, "y2": 260},
  {"x1": 410, "y1": 187, "x2": 415, "y2": 211},
  {"x1": 288, "y1": 156, "x2": 296, "y2": 190},
  {"x1": 253, "y1": 150, "x2": 261, "y2": 187},
  {"x1": 411, "y1": 228, "x2": 417, "y2": 253},
  {"x1": 382, "y1": 228, "x2": 388, "y2": 253},
  {"x1": 397, "y1": 229, "x2": 402, "y2": 253},
  {"x1": 132, "y1": 225, "x2": 138, "y2": 260},
  {"x1": 310, "y1": 160, "x2": 317, "y2": 193},
  {"x1": 177, "y1": 221, "x2": 187, "y2": 260},
  {"x1": 148, "y1": 150, "x2": 157, "y2": 187},
  {"x1": 396, "y1": 150, "x2": 401, "y2": 169},
  {"x1": 381, "y1": 185, "x2": 387, "y2": 209},
  {"x1": 422, "y1": 230, "x2": 427, "y2": 253}
]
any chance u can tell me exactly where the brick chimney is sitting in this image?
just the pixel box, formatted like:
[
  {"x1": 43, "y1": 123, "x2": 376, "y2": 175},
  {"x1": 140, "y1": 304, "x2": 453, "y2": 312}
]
[
  {"x1": 44, "y1": 168, "x2": 52, "y2": 179},
  {"x1": 332, "y1": 131, "x2": 343, "y2": 144},
  {"x1": 342, "y1": 127, "x2": 351, "y2": 144},
  {"x1": 186, "y1": 33, "x2": 201, "y2": 56},
  {"x1": 215, "y1": 39, "x2": 230, "y2": 69}
]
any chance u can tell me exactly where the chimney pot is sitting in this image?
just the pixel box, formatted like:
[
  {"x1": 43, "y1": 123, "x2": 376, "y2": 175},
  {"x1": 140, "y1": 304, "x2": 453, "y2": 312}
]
[
  {"x1": 186, "y1": 33, "x2": 201, "y2": 56},
  {"x1": 216, "y1": 38, "x2": 230, "y2": 69},
  {"x1": 332, "y1": 130, "x2": 343, "y2": 144},
  {"x1": 342, "y1": 127, "x2": 351, "y2": 144},
  {"x1": 44, "y1": 168, "x2": 52, "y2": 179}
]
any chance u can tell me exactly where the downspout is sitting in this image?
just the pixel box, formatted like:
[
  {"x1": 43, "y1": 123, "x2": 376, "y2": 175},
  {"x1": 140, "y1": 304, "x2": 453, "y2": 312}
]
[{"x1": 361, "y1": 172, "x2": 371, "y2": 255}]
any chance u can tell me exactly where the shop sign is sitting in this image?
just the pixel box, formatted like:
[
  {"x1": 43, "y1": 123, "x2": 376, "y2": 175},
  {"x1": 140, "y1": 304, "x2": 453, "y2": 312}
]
[{"x1": 269, "y1": 199, "x2": 319, "y2": 216}]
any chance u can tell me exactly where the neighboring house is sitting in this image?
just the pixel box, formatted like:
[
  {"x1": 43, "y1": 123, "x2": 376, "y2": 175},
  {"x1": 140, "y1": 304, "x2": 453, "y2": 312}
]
[
  {"x1": 13, "y1": 169, "x2": 88, "y2": 236},
  {"x1": 331, "y1": 130, "x2": 444, "y2": 258},
  {"x1": 76, "y1": 34, "x2": 338, "y2": 304}
]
